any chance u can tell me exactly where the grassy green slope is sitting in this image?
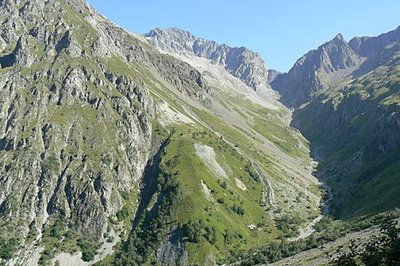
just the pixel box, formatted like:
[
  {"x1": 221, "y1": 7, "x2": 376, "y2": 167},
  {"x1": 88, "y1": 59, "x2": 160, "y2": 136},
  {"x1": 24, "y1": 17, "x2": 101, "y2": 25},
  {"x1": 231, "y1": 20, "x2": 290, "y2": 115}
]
[
  {"x1": 161, "y1": 125, "x2": 276, "y2": 263},
  {"x1": 103, "y1": 54, "x2": 323, "y2": 264}
]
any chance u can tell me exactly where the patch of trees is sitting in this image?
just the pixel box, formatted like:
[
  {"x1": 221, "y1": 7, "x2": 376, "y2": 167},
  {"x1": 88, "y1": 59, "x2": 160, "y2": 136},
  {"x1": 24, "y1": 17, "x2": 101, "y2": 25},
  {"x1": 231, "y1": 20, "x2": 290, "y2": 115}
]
[
  {"x1": 219, "y1": 180, "x2": 228, "y2": 189},
  {"x1": 182, "y1": 219, "x2": 217, "y2": 244},
  {"x1": 78, "y1": 238, "x2": 98, "y2": 262},
  {"x1": 38, "y1": 217, "x2": 99, "y2": 264},
  {"x1": 231, "y1": 204, "x2": 245, "y2": 216},
  {"x1": 116, "y1": 206, "x2": 130, "y2": 221},
  {"x1": 0, "y1": 237, "x2": 18, "y2": 260},
  {"x1": 223, "y1": 230, "x2": 243, "y2": 245},
  {"x1": 276, "y1": 214, "x2": 303, "y2": 237},
  {"x1": 114, "y1": 161, "x2": 183, "y2": 265},
  {"x1": 244, "y1": 164, "x2": 261, "y2": 182}
]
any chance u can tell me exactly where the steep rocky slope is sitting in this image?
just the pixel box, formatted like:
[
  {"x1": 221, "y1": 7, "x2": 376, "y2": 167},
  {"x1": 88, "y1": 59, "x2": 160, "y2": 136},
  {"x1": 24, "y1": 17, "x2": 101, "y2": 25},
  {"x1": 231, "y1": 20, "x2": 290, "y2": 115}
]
[
  {"x1": 0, "y1": 0, "x2": 322, "y2": 265},
  {"x1": 0, "y1": 0, "x2": 209, "y2": 263}
]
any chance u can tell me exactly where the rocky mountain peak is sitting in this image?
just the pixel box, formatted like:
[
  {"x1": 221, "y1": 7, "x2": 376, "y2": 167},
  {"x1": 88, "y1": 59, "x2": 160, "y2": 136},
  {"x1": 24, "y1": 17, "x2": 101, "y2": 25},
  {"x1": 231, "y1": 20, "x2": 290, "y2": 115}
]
[
  {"x1": 272, "y1": 26, "x2": 400, "y2": 109},
  {"x1": 146, "y1": 27, "x2": 196, "y2": 42},
  {"x1": 316, "y1": 33, "x2": 361, "y2": 71},
  {"x1": 334, "y1": 33, "x2": 344, "y2": 41},
  {"x1": 144, "y1": 27, "x2": 198, "y2": 56},
  {"x1": 271, "y1": 32, "x2": 362, "y2": 107},
  {"x1": 145, "y1": 27, "x2": 271, "y2": 92}
]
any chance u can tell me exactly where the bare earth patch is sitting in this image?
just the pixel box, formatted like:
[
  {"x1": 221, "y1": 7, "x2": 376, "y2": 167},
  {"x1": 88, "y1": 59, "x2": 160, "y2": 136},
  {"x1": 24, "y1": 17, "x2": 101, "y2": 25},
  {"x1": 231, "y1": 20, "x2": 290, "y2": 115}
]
[
  {"x1": 52, "y1": 252, "x2": 87, "y2": 266},
  {"x1": 235, "y1": 178, "x2": 247, "y2": 191},
  {"x1": 195, "y1": 143, "x2": 228, "y2": 179},
  {"x1": 201, "y1": 180, "x2": 213, "y2": 201}
]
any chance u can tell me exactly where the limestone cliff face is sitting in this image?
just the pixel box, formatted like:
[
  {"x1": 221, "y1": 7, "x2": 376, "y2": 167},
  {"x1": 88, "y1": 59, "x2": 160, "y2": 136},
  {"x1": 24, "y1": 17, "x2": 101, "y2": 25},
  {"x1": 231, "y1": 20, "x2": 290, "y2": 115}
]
[{"x1": 0, "y1": 0, "x2": 208, "y2": 261}]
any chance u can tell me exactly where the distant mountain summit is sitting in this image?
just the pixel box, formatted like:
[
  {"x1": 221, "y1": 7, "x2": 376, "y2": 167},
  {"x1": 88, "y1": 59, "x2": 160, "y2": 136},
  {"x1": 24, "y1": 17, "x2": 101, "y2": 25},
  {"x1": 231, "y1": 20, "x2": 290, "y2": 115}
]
[
  {"x1": 272, "y1": 33, "x2": 362, "y2": 107},
  {"x1": 272, "y1": 27, "x2": 400, "y2": 108},
  {"x1": 145, "y1": 28, "x2": 271, "y2": 93}
]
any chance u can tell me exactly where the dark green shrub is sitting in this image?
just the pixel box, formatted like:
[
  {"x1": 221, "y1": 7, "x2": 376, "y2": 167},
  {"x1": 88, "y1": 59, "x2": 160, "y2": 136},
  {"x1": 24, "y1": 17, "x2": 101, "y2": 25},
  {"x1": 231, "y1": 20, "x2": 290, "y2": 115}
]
[
  {"x1": 77, "y1": 238, "x2": 98, "y2": 262},
  {"x1": 116, "y1": 206, "x2": 130, "y2": 221},
  {"x1": 0, "y1": 237, "x2": 17, "y2": 259}
]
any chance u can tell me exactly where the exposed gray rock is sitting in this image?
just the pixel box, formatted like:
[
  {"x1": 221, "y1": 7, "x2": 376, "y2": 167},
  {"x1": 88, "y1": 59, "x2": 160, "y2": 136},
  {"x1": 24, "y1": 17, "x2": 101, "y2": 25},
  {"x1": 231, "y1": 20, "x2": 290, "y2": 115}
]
[
  {"x1": 0, "y1": 36, "x2": 5, "y2": 51},
  {"x1": 157, "y1": 236, "x2": 189, "y2": 266},
  {"x1": 272, "y1": 33, "x2": 362, "y2": 107},
  {"x1": 55, "y1": 31, "x2": 82, "y2": 58},
  {"x1": 145, "y1": 27, "x2": 271, "y2": 92},
  {"x1": 92, "y1": 35, "x2": 112, "y2": 58},
  {"x1": 267, "y1": 69, "x2": 281, "y2": 84},
  {"x1": 14, "y1": 35, "x2": 38, "y2": 67}
]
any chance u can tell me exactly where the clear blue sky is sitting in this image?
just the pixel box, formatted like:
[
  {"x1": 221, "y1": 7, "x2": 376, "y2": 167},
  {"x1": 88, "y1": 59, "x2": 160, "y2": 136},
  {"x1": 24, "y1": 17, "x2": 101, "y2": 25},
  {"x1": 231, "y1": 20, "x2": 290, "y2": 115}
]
[{"x1": 88, "y1": 0, "x2": 399, "y2": 72}]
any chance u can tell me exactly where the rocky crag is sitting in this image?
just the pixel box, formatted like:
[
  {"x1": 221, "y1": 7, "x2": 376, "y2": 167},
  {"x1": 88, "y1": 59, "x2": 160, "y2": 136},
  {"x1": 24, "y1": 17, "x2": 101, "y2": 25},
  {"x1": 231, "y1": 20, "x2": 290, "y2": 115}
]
[{"x1": 145, "y1": 28, "x2": 273, "y2": 94}]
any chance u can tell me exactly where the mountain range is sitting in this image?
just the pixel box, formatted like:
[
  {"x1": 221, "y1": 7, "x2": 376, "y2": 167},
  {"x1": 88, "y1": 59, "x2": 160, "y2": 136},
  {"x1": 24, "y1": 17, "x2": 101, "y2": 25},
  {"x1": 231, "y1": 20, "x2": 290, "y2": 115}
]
[{"x1": 0, "y1": 0, "x2": 399, "y2": 265}]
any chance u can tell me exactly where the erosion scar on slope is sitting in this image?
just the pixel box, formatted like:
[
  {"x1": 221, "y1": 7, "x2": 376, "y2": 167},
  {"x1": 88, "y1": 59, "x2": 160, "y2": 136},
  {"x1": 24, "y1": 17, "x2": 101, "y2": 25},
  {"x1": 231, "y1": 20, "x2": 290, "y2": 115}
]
[{"x1": 195, "y1": 143, "x2": 228, "y2": 179}]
